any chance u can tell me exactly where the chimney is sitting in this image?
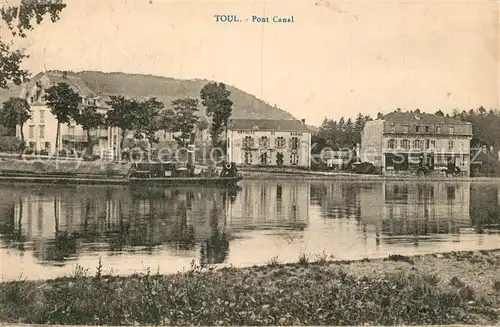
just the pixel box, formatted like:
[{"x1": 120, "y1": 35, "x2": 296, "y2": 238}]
[{"x1": 301, "y1": 119, "x2": 305, "y2": 125}]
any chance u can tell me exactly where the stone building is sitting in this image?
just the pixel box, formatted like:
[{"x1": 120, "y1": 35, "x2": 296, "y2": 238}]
[
  {"x1": 361, "y1": 111, "x2": 472, "y2": 176},
  {"x1": 226, "y1": 118, "x2": 312, "y2": 169}
]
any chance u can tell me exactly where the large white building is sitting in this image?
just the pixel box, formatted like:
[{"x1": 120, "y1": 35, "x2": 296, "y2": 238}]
[
  {"x1": 361, "y1": 111, "x2": 472, "y2": 176},
  {"x1": 226, "y1": 118, "x2": 312, "y2": 169},
  {"x1": 17, "y1": 72, "x2": 121, "y2": 157}
]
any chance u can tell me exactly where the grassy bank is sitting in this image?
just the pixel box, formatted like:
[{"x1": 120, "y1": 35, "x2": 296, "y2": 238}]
[{"x1": 1, "y1": 251, "x2": 500, "y2": 326}]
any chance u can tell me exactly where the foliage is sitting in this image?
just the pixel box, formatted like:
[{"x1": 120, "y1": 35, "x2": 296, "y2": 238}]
[
  {"x1": 0, "y1": 136, "x2": 22, "y2": 152},
  {"x1": 0, "y1": 0, "x2": 66, "y2": 88},
  {"x1": 197, "y1": 116, "x2": 209, "y2": 132},
  {"x1": 0, "y1": 97, "x2": 30, "y2": 149},
  {"x1": 134, "y1": 97, "x2": 164, "y2": 146},
  {"x1": 74, "y1": 105, "x2": 104, "y2": 155},
  {"x1": 200, "y1": 82, "x2": 233, "y2": 147},
  {"x1": 0, "y1": 97, "x2": 30, "y2": 130},
  {"x1": 43, "y1": 82, "x2": 80, "y2": 154},
  {"x1": 317, "y1": 113, "x2": 372, "y2": 149},
  {"x1": 105, "y1": 95, "x2": 138, "y2": 149},
  {"x1": 452, "y1": 106, "x2": 500, "y2": 148},
  {"x1": 0, "y1": 258, "x2": 494, "y2": 326},
  {"x1": 171, "y1": 97, "x2": 199, "y2": 148}
]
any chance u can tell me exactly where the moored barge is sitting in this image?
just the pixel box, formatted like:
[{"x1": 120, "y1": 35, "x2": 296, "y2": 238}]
[{"x1": 0, "y1": 160, "x2": 242, "y2": 187}]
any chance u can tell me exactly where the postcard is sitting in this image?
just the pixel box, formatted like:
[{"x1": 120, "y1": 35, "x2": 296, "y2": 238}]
[{"x1": 0, "y1": 0, "x2": 498, "y2": 325}]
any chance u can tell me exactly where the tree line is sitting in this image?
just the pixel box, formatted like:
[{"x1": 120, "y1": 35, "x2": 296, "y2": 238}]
[
  {"x1": 0, "y1": 81, "x2": 233, "y2": 158},
  {"x1": 314, "y1": 113, "x2": 373, "y2": 150}
]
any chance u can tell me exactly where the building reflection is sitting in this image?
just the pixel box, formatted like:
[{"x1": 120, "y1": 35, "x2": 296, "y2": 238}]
[
  {"x1": 227, "y1": 180, "x2": 309, "y2": 231},
  {"x1": 0, "y1": 181, "x2": 309, "y2": 265},
  {"x1": 310, "y1": 183, "x2": 369, "y2": 219},
  {"x1": 359, "y1": 182, "x2": 471, "y2": 239},
  {"x1": 311, "y1": 181, "x2": 475, "y2": 242}
]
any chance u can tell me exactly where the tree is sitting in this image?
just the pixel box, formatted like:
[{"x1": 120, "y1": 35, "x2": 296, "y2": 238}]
[
  {"x1": 197, "y1": 116, "x2": 209, "y2": 136},
  {"x1": 200, "y1": 82, "x2": 233, "y2": 148},
  {"x1": 74, "y1": 105, "x2": 104, "y2": 156},
  {"x1": 171, "y1": 98, "x2": 199, "y2": 148},
  {"x1": 134, "y1": 97, "x2": 164, "y2": 148},
  {"x1": 0, "y1": 97, "x2": 30, "y2": 152},
  {"x1": 105, "y1": 95, "x2": 137, "y2": 150},
  {"x1": 43, "y1": 82, "x2": 80, "y2": 155},
  {"x1": 1, "y1": 1, "x2": 66, "y2": 89}
]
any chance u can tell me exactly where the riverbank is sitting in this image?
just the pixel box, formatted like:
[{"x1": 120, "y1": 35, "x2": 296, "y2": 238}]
[
  {"x1": 1, "y1": 250, "x2": 499, "y2": 326},
  {"x1": 240, "y1": 168, "x2": 500, "y2": 182}
]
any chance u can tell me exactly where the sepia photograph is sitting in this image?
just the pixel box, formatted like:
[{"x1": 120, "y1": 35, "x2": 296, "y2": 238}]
[{"x1": 0, "y1": 0, "x2": 499, "y2": 325}]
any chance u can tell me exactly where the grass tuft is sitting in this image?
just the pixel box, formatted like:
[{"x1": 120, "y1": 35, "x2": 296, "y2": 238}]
[{"x1": 298, "y1": 252, "x2": 310, "y2": 266}]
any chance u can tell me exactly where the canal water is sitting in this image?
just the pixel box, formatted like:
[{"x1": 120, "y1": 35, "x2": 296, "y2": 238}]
[{"x1": 1, "y1": 180, "x2": 500, "y2": 281}]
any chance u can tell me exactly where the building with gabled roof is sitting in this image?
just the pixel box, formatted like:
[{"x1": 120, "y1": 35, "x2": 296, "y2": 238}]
[
  {"x1": 16, "y1": 71, "x2": 120, "y2": 157},
  {"x1": 226, "y1": 118, "x2": 312, "y2": 168},
  {"x1": 360, "y1": 110, "x2": 472, "y2": 176}
]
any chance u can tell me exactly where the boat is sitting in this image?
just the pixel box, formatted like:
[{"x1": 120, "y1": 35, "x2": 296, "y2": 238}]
[{"x1": 0, "y1": 160, "x2": 243, "y2": 187}]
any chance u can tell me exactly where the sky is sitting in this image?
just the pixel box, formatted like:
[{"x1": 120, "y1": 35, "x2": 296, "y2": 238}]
[{"x1": 3, "y1": 0, "x2": 499, "y2": 126}]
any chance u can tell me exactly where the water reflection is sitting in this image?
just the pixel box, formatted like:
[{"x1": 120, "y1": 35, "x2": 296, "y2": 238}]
[{"x1": 0, "y1": 180, "x2": 500, "y2": 281}]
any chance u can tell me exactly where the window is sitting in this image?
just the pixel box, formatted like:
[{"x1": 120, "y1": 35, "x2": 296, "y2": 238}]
[
  {"x1": 259, "y1": 136, "x2": 269, "y2": 148},
  {"x1": 401, "y1": 139, "x2": 410, "y2": 150},
  {"x1": 28, "y1": 125, "x2": 35, "y2": 138},
  {"x1": 243, "y1": 136, "x2": 254, "y2": 149},
  {"x1": 290, "y1": 137, "x2": 299, "y2": 149},
  {"x1": 436, "y1": 126, "x2": 441, "y2": 134},
  {"x1": 448, "y1": 140, "x2": 454, "y2": 151},
  {"x1": 276, "y1": 136, "x2": 285, "y2": 148},
  {"x1": 290, "y1": 153, "x2": 299, "y2": 165},
  {"x1": 430, "y1": 140, "x2": 436, "y2": 149},
  {"x1": 69, "y1": 126, "x2": 75, "y2": 135},
  {"x1": 44, "y1": 142, "x2": 50, "y2": 149},
  {"x1": 244, "y1": 151, "x2": 252, "y2": 164},
  {"x1": 413, "y1": 139, "x2": 421, "y2": 149},
  {"x1": 425, "y1": 139, "x2": 430, "y2": 149},
  {"x1": 403, "y1": 125, "x2": 409, "y2": 133},
  {"x1": 449, "y1": 126, "x2": 454, "y2": 134},
  {"x1": 425, "y1": 126, "x2": 430, "y2": 133},
  {"x1": 39, "y1": 125, "x2": 45, "y2": 139},
  {"x1": 390, "y1": 124, "x2": 395, "y2": 132},
  {"x1": 415, "y1": 125, "x2": 421, "y2": 133},
  {"x1": 39, "y1": 110, "x2": 45, "y2": 123},
  {"x1": 388, "y1": 139, "x2": 396, "y2": 149},
  {"x1": 29, "y1": 142, "x2": 35, "y2": 149}
]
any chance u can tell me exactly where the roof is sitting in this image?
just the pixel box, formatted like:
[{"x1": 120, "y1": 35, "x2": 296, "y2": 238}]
[
  {"x1": 383, "y1": 112, "x2": 470, "y2": 125},
  {"x1": 228, "y1": 119, "x2": 311, "y2": 133},
  {"x1": 23, "y1": 72, "x2": 95, "y2": 98}
]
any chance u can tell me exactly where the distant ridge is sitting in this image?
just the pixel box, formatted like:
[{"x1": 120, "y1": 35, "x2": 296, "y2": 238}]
[{"x1": 0, "y1": 71, "x2": 297, "y2": 121}]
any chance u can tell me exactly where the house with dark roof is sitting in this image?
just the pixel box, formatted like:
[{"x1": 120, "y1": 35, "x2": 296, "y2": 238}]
[
  {"x1": 16, "y1": 72, "x2": 120, "y2": 157},
  {"x1": 227, "y1": 118, "x2": 312, "y2": 168},
  {"x1": 360, "y1": 111, "x2": 472, "y2": 176}
]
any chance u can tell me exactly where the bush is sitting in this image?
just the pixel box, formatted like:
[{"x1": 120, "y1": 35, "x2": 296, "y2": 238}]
[
  {"x1": 0, "y1": 136, "x2": 22, "y2": 152},
  {"x1": 353, "y1": 162, "x2": 376, "y2": 174}
]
